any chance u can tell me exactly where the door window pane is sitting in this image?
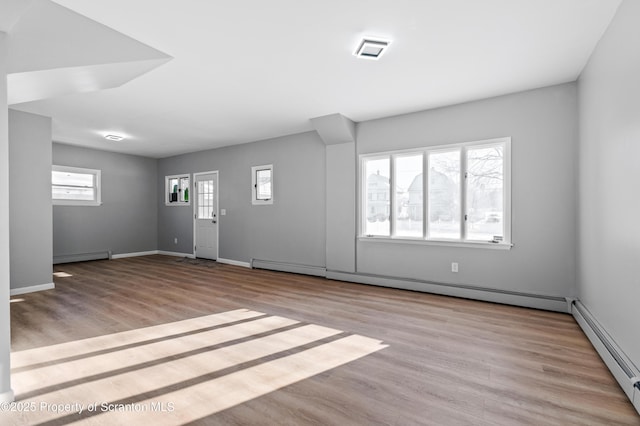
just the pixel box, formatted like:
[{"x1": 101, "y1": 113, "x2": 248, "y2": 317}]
[
  {"x1": 198, "y1": 179, "x2": 215, "y2": 218},
  {"x1": 428, "y1": 150, "x2": 461, "y2": 239},
  {"x1": 394, "y1": 154, "x2": 423, "y2": 237},
  {"x1": 466, "y1": 145, "x2": 504, "y2": 241},
  {"x1": 364, "y1": 157, "x2": 390, "y2": 236}
]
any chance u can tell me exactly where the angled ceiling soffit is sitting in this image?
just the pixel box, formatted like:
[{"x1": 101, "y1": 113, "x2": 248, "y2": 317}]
[
  {"x1": 6, "y1": 0, "x2": 171, "y2": 105},
  {"x1": 310, "y1": 113, "x2": 357, "y2": 146}
]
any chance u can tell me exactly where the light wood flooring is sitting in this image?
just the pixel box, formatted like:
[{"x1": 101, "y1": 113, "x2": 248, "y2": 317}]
[{"x1": 2, "y1": 255, "x2": 639, "y2": 425}]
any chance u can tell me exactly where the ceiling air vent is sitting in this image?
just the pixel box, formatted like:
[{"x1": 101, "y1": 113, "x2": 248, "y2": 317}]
[{"x1": 354, "y1": 37, "x2": 391, "y2": 60}]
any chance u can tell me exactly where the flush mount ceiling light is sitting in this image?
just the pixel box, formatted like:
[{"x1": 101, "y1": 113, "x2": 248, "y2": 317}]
[
  {"x1": 104, "y1": 134, "x2": 125, "y2": 141},
  {"x1": 354, "y1": 37, "x2": 391, "y2": 60}
]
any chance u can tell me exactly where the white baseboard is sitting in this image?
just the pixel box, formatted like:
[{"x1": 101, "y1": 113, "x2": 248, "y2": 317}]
[
  {"x1": 0, "y1": 389, "x2": 14, "y2": 403},
  {"x1": 217, "y1": 258, "x2": 251, "y2": 268},
  {"x1": 327, "y1": 271, "x2": 569, "y2": 313},
  {"x1": 572, "y1": 300, "x2": 640, "y2": 413},
  {"x1": 111, "y1": 250, "x2": 159, "y2": 259},
  {"x1": 158, "y1": 250, "x2": 196, "y2": 259},
  {"x1": 10, "y1": 282, "x2": 55, "y2": 296},
  {"x1": 251, "y1": 259, "x2": 327, "y2": 277}
]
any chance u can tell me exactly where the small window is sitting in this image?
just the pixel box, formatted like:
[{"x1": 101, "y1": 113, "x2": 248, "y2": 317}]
[
  {"x1": 165, "y1": 174, "x2": 190, "y2": 206},
  {"x1": 52, "y1": 165, "x2": 101, "y2": 206},
  {"x1": 252, "y1": 164, "x2": 273, "y2": 205}
]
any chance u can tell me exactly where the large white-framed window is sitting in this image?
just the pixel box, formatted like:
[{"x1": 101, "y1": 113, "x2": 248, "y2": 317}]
[
  {"x1": 165, "y1": 174, "x2": 190, "y2": 206},
  {"x1": 52, "y1": 165, "x2": 101, "y2": 206},
  {"x1": 251, "y1": 164, "x2": 273, "y2": 205},
  {"x1": 360, "y1": 137, "x2": 511, "y2": 248}
]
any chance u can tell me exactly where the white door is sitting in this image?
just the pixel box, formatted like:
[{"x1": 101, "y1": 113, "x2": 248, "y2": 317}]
[{"x1": 194, "y1": 172, "x2": 218, "y2": 260}]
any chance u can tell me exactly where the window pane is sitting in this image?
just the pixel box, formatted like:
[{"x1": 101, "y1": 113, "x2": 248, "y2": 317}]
[
  {"x1": 52, "y1": 171, "x2": 93, "y2": 187},
  {"x1": 466, "y1": 145, "x2": 504, "y2": 241},
  {"x1": 198, "y1": 179, "x2": 214, "y2": 218},
  {"x1": 256, "y1": 169, "x2": 272, "y2": 200},
  {"x1": 428, "y1": 150, "x2": 461, "y2": 239},
  {"x1": 364, "y1": 157, "x2": 390, "y2": 236},
  {"x1": 179, "y1": 177, "x2": 189, "y2": 202},
  {"x1": 52, "y1": 186, "x2": 95, "y2": 201},
  {"x1": 394, "y1": 154, "x2": 423, "y2": 237}
]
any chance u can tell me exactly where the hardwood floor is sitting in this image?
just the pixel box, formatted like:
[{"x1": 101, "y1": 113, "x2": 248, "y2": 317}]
[{"x1": 3, "y1": 255, "x2": 639, "y2": 425}]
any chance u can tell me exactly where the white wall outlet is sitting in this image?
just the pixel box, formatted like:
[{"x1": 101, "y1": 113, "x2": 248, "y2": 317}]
[
  {"x1": 174, "y1": 237, "x2": 178, "y2": 244},
  {"x1": 451, "y1": 262, "x2": 459, "y2": 273},
  {"x1": 221, "y1": 209, "x2": 226, "y2": 215}
]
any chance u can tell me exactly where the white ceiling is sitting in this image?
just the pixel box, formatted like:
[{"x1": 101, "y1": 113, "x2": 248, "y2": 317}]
[{"x1": 10, "y1": 0, "x2": 621, "y2": 158}]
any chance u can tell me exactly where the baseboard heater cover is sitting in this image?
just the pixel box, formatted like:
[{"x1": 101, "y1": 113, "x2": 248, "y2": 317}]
[
  {"x1": 251, "y1": 259, "x2": 326, "y2": 277},
  {"x1": 53, "y1": 250, "x2": 111, "y2": 264},
  {"x1": 327, "y1": 270, "x2": 569, "y2": 313},
  {"x1": 572, "y1": 300, "x2": 640, "y2": 414}
]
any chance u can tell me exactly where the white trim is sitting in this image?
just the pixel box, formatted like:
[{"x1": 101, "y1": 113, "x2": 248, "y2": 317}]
[
  {"x1": 111, "y1": 250, "x2": 159, "y2": 259},
  {"x1": 251, "y1": 164, "x2": 273, "y2": 205},
  {"x1": 158, "y1": 251, "x2": 196, "y2": 259},
  {"x1": 193, "y1": 170, "x2": 219, "y2": 261},
  {"x1": 217, "y1": 258, "x2": 251, "y2": 268},
  {"x1": 358, "y1": 236, "x2": 513, "y2": 250},
  {"x1": 0, "y1": 390, "x2": 14, "y2": 403},
  {"x1": 52, "y1": 165, "x2": 102, "y2": 206},
  {"x1": 10, "y1": 282, "x2": 55, "y2": 296}
]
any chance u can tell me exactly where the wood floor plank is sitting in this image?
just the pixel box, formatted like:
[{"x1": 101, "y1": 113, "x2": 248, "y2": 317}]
[{"x1": 2, "y1": 255, "x2": 638, "y2": 425}]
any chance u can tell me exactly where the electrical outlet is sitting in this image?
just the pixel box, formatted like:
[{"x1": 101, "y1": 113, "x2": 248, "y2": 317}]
[
  {"x1": 174, "y1": 237, "x2": 178, "y2": 244},
  {"x1": 221, "y1": 209, "x2": 226, "y2": 215},
  {"x1": 451, "y1": 262, "x2": 459, "y2": 273}
]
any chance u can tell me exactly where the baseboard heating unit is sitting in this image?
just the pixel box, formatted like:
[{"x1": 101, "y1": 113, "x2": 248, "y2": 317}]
[
  {"x1": 53, "y1": 250, "x2": 111, "y2": 264},
  {"x1": 572, "y1": 300, "x2": 640, "y2": 414},
  {"x1": 250, "y1": 259, "x2": 326, "y2": 277}
]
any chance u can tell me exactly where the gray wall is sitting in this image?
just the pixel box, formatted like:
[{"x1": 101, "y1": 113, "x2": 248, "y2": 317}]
[
  {"x1": 326, "y1": 142, "x2": 356, "y2": 273},
  {"x1": 158, "y1": 131, "x2": 326, "y2": 267},
  {"x1": 578, "y1": 0, "x2": 640, "y2": 368},
  {"x1": 52, "y1": 143, "x2": 158, "y2": 257},
  {"x1": 355, "y1": 83, "x2": 578, "y2": 298},
  {"x1": 9, "y1": 110, "x2": 53, "y2": 290}
]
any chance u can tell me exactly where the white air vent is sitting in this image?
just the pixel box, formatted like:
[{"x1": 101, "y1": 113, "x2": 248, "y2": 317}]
[{"x1": 354, "y1": 37, "x2": 391, "y2": 60}]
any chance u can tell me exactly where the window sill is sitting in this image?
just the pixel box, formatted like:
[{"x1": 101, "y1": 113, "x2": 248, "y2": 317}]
[
  {"x1": 165, "y1": 202, "x2": 191, "y2": 207},
  {"x1": 53, "y1": 201, "x2": 102, "y2": 207},
  {"x1": 358, "y1": 236, "x2": 513, "y2": 250}
]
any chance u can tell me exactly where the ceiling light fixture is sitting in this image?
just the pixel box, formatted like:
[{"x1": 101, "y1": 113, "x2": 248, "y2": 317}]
[
  {"x1": 104, "y1": 134, "x2": 125, "y2": 141},
  {"x1": 354, "y1": 37, "x2": 391, "y2": 60}
]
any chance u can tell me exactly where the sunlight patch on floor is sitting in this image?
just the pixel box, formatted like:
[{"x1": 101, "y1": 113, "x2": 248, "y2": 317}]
[{"x1": 2, "y1": 309, "x2": 387, "y2": 425}]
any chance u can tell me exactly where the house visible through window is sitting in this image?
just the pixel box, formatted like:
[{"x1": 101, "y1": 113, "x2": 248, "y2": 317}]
[
  {"x1": 252, "y1": 165, "x2": 273, "y2": 205},
  {"x1": 360, "y1": 137, "x2": 511, "y2": 246},
  {"x1": 52, "y1": 165, "x2": 101, "y2": 206}
]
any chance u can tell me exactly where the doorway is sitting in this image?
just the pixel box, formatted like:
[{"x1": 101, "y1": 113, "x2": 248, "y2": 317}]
[{"x1": 193, "y1": 171, "x2": 218, "y2": 260}]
